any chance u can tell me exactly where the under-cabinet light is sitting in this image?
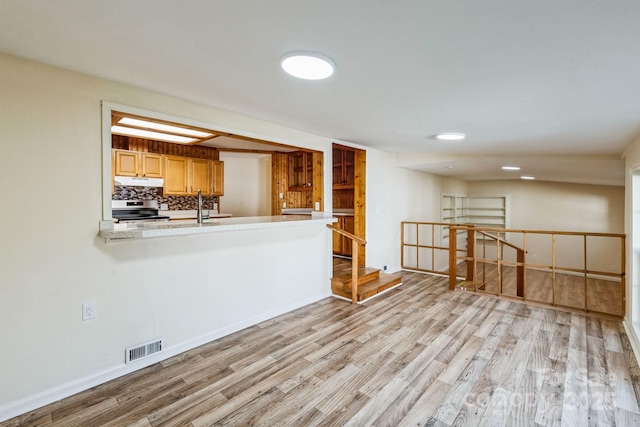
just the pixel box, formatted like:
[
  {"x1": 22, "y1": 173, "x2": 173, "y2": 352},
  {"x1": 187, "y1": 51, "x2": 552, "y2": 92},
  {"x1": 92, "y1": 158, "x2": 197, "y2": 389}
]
[
  {"x1": 502, "y1": 166, "x2": 520, "y2": 171},
  {"x1": 521, "y1": 176, "x2": 535, "y2": 180}
]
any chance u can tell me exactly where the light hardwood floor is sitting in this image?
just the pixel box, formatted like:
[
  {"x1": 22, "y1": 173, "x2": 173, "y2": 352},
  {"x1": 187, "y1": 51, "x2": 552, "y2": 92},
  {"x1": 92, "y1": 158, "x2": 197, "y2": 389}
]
[{"x1": 3, "y1": 268, "x2": 640, "y2": 426}]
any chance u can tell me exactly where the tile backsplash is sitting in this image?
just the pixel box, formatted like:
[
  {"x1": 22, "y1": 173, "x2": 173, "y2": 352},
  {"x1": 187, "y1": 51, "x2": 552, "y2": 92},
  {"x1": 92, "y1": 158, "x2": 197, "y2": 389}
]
[{"x1": 113, "y1": 186, "x2": 218, "y2": 210}]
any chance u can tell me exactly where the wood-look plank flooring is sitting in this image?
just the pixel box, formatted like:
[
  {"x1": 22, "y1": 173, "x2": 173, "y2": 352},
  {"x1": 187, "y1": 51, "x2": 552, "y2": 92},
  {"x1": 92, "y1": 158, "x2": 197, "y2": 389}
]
[
  {"x1": 3, "y1": 264, "x2": 640, "y2": 426},
  {"x1": 456, "y1": 262, "x2": 624, "y2": 316}
]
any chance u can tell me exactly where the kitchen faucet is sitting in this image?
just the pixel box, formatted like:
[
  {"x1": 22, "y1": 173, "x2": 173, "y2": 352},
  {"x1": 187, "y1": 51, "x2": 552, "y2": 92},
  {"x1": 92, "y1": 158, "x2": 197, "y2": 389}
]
[{"x1": 197, "y1": 189, "x2": 203, "y2": 223}]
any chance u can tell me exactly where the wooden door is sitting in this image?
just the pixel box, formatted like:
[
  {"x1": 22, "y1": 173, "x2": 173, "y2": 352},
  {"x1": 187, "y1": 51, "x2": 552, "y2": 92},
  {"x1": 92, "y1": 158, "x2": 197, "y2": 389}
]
[
  {"x1": 189, "y1": 158, "x2": 210, "y2": 195},
  {"x1": 114, "y1": 150, "x2": 139, "y2": 177},
  {"x1": 164, "y1": 155, "x2": 188, "y2": 195},
  {"x1": 141, "y1": 153, "x2": 163, "y2": 178}
]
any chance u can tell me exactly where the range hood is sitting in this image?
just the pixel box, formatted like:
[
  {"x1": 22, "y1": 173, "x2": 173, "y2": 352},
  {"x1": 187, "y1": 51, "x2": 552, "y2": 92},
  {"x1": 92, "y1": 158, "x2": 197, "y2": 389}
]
[{"x1": 114, "y1": 176, "x2": 164, "y2": 188}]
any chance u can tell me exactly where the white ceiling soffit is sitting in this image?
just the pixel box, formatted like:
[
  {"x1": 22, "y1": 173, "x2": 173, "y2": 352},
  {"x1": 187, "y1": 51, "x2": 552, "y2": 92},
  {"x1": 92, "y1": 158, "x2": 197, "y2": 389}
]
[
  {"x1": 200, "y1": 136, "x2": 296, "y2": 153},
  {"x1": 0, "y1": 0, "x2": 639, "y2": 185}
]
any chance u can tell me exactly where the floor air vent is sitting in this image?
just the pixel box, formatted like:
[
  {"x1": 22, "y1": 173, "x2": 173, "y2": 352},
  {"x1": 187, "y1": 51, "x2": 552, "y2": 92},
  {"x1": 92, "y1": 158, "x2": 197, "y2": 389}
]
[{"x1": 125, "y1": 338, "x2": 164, "y2": 364}]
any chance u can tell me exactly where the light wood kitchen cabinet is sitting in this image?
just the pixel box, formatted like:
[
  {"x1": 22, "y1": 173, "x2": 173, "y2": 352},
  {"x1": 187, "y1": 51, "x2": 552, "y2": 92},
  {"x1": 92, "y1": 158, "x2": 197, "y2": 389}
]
[
  {"x1": 333, "y1": 215, "x2": 355, "y2": 256},
  {"x1": 141, "y1": 153, "x2": 163, "y2": 178},
  {"x1": 113, "y1": 149, "x2": 163, "y2": 178},
  {"x1": 164, "y1": 155, "x2": 189, "y2": 195},
  {"x1": 288, "y1": 151, "x2": 313, "y2": 191},
  {"x1": 165, "y1": 156, "x2": 224, "y2": 196},
  {"x1": 188, "y1": 158, "x2": 211, "y2": 195},
  {"x1": 332, "y1": 146, "x2": 355, "y2": 189},
  {"x1": 210, "y1": 160, "x2": 224, "y2": 196}
]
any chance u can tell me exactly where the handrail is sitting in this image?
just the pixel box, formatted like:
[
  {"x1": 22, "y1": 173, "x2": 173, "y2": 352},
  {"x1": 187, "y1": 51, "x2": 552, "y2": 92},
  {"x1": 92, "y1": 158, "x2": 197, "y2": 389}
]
[
  {"x1": 476, "y1": 230, "x2": 525, "y2": 253},
  {"x1": 327, "y1": 224, "x2": 367, "y2": 304},
  {"x1": 449, "y1": 224, "x2": 625, "y2": 238},
  {"x1": 401, "y1": 221, "x2": 626, "y2": 318},
  {"x1": 326, "y1": 224, "x2": 367, "y2": 245}
]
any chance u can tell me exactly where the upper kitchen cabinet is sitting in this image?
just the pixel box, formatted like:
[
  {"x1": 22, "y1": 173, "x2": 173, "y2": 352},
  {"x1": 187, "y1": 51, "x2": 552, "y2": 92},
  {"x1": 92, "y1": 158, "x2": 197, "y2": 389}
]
[
  {"x1": 332, "y1": 146, "x2": 355, "y2": 189},
  {"x1": 165, "y1": 155, "x2": 224, "y2": 196},
  {"x1": 113, "y1": 149, "x2": 163, "y2": 178},
  {"x1": 164, "y1": 155, "x2": 189, "y2": 195},
  {"x1": 210, "y1": 160, "x2": 224, "y2": 196},
  {"x1": 288, "y1": 151, "x2": 313, "y2": 191},
  {"x1": 188, "y1": 158, "x2": 211, "y2": 195}
]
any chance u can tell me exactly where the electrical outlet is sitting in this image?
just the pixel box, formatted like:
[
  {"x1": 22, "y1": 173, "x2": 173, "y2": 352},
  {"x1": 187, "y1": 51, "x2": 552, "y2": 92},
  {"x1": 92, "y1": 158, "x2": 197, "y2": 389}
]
[
  {"x1": 315, "y1": 202, "x2": 320, "y2": 211},
  {"x1": 383, "y1": 265, "x2": 388, "y2": 272},
  {"x1": 611, "y1": 264, "x2": 616, "y2": 272},
  {"x1": 82, "y1": 302, "x2": 97, "y2": 321},
  {"x1": 283, "y1": 202, "x2": 286, "y2": 208}
]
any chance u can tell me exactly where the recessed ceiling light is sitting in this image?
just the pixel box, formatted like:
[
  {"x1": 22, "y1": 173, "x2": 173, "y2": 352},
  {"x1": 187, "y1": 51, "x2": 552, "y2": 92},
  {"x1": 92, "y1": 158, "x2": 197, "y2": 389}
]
[
  {"x1": 502, "y1": 166, "x2": 521, "y2": 171},
  {"x1": 435, "y1": 133, "x2": 465, "y2": 141},
  {"x1": 521, "y1": 176, "x2": 535, "y2": 180},
  {"x1": 281, "y1": 51, "x2": 335, "y2": 80},
  {"x1": 446, "y1": 165, "x2": 455, "y2": 169}
]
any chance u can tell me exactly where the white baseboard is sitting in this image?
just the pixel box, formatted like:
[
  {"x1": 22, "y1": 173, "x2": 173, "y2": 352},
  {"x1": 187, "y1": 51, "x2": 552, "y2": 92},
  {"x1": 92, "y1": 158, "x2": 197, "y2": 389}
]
[
  {"x1": 0, "y1": 291, "x2": 331, "y2": 423},
  {"x1": 623, "y1": 317, "x2": 640, "y2": 367}
]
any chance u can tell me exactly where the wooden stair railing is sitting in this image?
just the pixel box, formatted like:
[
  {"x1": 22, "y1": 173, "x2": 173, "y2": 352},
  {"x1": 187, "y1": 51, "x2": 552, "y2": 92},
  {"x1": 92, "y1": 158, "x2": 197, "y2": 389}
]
[
  {"x1": 327, "y1": 224, "x2": 367, "y2": 304},
  {"x1": 476, "y1": 230, "x2": 526, "y2": 297},
  {"x1": 449, "y1": 225, "x2": 526, "y2": 297}
]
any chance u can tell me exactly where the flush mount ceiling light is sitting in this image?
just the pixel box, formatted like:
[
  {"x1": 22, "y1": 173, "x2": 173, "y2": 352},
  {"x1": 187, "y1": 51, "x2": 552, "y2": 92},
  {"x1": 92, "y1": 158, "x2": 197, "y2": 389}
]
[
  {"x1": 521, "y1": 176, "x2": 536, "y2": 180},
  {"x1": 281, "y1": 51, "x2": 335, "y2": 80},
  {"x1": 111, "y1": 126, "x2": 198, "y2": 144},
  {"x1": 502, "y1": 166, "x2": 521, "y2": 171},
  {"x1": 118, "y1": 117, "x2": 212, "y2": 138},
  {"x1": 435, "y1": 133, "x2": 466, "y2": 141}
]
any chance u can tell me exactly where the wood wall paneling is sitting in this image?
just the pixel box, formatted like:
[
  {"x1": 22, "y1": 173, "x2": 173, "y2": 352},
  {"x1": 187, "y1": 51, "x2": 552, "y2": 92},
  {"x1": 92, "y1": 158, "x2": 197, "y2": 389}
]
[
  {"x1": 111, "y1": 135, "x2": 219, "y2": 160},
  {"x1": 354, "y1": 149, "x2": 366, "y2": 265}
]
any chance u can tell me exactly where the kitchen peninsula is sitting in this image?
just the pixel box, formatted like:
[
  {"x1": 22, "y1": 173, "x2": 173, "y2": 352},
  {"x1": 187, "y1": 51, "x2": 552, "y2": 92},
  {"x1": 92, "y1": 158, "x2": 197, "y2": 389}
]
[{"x1": 99, "y1": 214, "x2": 334, "y2": 242}]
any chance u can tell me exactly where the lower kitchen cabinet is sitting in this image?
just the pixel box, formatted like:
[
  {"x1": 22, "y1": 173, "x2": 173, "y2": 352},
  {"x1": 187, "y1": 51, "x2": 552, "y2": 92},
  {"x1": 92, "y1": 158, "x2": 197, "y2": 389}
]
[{"x1": 333, "y1": 215, "x2": 355, "y2": 257}]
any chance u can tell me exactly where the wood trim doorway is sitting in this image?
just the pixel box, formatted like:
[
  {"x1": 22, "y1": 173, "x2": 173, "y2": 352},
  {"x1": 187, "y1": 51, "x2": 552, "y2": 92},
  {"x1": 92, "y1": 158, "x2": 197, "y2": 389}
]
[{"x1": 332, "y1": 143, "x2": 366, "y2": 266}]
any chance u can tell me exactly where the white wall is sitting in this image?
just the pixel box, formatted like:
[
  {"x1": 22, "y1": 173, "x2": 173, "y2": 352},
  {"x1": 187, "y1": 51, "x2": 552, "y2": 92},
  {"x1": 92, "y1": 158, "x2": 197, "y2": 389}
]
[
  {"x1": 219, "y1": 152, "x2": 272, "y2": 216},
  {"x1": 364, "y1": 147, "x2": 467, "y2": 272},
  {"x1": 466, "y1": 180, "x2": 624, "y2": 272},
  {"x1": 467, "y1": 180, "x2": 624, "y2": 233},
  {"x1": 623, "y1": 133, "x2": 640, "y2": 363},
  {"x1": 0, "y1": 53, "x2": 333, "y2": 420}
]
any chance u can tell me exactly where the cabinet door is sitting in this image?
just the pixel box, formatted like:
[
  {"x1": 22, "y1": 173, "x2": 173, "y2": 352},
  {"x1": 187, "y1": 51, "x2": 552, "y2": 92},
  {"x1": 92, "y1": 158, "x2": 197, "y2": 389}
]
[
  {"x1": 332, "y1": 217, "x2": 344, "y2": 254},
  {"x1": 141, "y1": 153, "x2": 163, "y2": 178},
  {"x1": 114, "y1": 150, "x2": 139, "y2": 177},
  {"x1": 189, "y1": 158, "x2": 211, "y2": 195},
  {"x1": 342, "y1": 216, "x2": 355, "y2": 256},
  {"x1": 343, "y1": 149, "x2": 355, "y2": 187},
  {"x1": 164, "y1": 156, "x2": 188, "y2": 195},
  {"x1": 211, "y1": 161, "x2": 224, "y2": 195},
  {"x1": 288, "y1": 152, "x2": 312, "y2": 190}
]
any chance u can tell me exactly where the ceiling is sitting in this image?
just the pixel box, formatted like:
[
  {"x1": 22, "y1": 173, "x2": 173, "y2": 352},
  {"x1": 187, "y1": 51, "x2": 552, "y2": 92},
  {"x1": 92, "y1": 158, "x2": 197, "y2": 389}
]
[{"x1": 1, "y1": 0, "x2": 639, "y2": 186}]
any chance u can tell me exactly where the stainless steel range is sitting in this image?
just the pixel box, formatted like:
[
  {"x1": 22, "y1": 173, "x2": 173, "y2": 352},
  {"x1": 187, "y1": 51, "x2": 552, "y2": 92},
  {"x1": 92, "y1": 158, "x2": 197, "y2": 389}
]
[{"x1": 112, "y1": 200, "x2": 170, "y2": 223}]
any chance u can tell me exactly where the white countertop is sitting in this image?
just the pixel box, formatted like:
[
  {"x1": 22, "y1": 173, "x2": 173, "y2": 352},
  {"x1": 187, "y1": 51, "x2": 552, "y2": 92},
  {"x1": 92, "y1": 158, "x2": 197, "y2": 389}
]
[{"x1": 99, "y1": 214, "x2": 336, "y2": 242}]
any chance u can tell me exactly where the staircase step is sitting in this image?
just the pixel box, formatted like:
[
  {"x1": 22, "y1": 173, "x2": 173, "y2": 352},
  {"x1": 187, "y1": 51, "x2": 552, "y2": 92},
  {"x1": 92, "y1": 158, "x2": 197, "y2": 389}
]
[
  {"x1": 332, "y1": 272, "x2": 403, "y2": 302},
  {"x1": 331, "y1": 267, "x2": 380, "y2": 292}
]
